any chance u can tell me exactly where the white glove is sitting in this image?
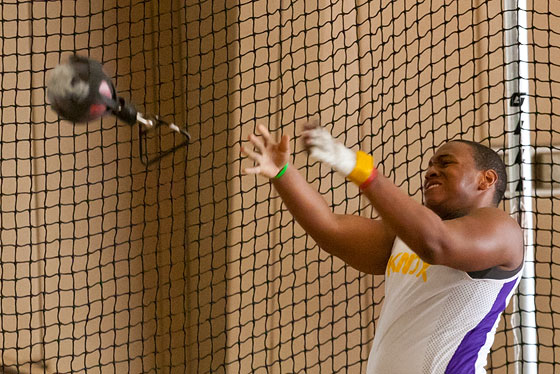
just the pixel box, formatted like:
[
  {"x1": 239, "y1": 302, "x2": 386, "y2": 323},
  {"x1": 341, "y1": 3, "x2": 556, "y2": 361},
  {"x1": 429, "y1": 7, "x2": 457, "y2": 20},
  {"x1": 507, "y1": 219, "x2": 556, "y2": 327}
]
[{"x1": 303, "y1": 125, "x2": 356, "y2": 176}]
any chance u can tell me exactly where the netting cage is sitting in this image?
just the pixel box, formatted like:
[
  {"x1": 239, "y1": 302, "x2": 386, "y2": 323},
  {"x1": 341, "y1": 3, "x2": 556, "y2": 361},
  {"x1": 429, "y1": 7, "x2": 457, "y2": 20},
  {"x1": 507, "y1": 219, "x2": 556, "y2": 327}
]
[{"x1": 0, "y1": 0, "x2": 559, "y2": 373}]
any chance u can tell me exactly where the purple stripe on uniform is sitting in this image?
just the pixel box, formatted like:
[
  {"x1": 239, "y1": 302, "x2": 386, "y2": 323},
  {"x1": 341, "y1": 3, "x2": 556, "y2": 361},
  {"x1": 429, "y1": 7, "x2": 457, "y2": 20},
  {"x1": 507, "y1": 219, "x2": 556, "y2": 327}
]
[{"x1": 445, "y1": 279, "x2": 518, "y2": 374}]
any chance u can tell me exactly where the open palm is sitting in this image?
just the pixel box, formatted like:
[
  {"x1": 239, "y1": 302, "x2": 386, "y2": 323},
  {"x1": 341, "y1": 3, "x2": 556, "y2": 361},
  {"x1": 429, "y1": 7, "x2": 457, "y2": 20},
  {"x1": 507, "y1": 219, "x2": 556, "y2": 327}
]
[{"x1": 241, "y1": 124, "x2": 290, "y2": 179}]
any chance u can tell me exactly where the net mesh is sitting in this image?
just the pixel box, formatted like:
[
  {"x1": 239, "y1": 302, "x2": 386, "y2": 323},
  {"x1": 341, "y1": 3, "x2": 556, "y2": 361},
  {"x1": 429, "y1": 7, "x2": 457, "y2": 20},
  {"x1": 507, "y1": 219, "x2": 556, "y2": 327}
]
[{"x1": 0, "y1": 0, "x2": 558, "y2": 373}]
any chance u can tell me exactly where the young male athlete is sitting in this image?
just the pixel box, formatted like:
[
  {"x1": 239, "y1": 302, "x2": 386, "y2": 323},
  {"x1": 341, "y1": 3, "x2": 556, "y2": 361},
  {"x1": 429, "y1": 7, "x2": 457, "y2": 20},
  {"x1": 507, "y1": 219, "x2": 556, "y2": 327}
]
[{"x1": 241, "y1": 121, "x2": 524, "y2": 373}]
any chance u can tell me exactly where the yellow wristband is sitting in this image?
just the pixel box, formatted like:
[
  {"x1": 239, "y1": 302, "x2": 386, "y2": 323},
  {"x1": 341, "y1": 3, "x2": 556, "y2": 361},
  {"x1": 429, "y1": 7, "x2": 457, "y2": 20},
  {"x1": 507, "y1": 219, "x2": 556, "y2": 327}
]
[{"x1": 347, "y1": 151, "x2": 374, "y2": 185}]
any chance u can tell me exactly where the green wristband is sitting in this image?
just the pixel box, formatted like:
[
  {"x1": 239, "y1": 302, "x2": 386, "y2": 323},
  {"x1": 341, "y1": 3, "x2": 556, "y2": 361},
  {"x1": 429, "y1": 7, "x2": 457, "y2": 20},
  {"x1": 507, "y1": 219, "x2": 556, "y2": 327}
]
[{"x1": 274, "y1": 163, "x2": 289, "y2": 179}]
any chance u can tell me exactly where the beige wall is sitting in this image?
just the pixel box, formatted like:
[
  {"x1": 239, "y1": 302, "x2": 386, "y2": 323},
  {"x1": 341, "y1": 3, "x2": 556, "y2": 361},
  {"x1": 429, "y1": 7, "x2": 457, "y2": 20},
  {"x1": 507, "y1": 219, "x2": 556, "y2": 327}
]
[
  {"x1": 229, "y1": 0, "x2": 560, "y2": 372},
  {"x1": 1, "y1": 0, "x2": 559, "y2": 373},
  {"x1": 0, "y1": 0, "x2": 190, "y2": 372}
]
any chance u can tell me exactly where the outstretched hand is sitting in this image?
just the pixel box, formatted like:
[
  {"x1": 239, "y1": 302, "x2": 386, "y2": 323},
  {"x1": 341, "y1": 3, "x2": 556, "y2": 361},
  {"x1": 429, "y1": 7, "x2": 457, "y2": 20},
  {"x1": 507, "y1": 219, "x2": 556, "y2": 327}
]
[
  {"x1": 241, "y1": 124, "x2": 290, "y2": 178},
  {"x1": 301, "y1": 121, "x2": 356, "y2": 176}
]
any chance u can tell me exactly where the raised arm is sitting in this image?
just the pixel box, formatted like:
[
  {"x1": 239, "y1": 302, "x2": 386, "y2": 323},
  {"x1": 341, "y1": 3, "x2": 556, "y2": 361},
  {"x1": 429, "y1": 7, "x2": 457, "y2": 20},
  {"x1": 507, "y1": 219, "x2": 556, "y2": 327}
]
[
  {"x1": 360, "y1": 173, "x2": 523, "y2": 272},
  {"x1": 302, "y1": 123, "x2": 523, "y2": 273},
  {"x1": 241, "y1": 124, "x2": 395, "y2": 274}
]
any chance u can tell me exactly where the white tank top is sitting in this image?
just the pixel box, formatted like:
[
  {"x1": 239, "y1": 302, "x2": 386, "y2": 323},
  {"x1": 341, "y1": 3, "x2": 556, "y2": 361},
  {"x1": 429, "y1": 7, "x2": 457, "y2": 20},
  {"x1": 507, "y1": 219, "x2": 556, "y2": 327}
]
[{"x1": 366, "y1": 237, "x2": 522, "y2": 374}]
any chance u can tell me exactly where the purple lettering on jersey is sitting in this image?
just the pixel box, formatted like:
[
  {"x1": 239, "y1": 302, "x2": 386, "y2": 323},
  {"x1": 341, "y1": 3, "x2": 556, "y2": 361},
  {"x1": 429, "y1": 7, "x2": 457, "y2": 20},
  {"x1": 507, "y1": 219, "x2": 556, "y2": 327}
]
[{"x1": 444, "y1": 278, "x2": 518, "y2": 374}]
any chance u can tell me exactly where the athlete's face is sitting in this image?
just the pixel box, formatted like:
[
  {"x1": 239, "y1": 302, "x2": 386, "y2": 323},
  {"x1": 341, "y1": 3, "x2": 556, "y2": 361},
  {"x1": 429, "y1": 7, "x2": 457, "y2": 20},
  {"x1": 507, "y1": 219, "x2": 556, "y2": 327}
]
[{"x1": 423, "y1": 142, "x2": 483, "y2": 219}]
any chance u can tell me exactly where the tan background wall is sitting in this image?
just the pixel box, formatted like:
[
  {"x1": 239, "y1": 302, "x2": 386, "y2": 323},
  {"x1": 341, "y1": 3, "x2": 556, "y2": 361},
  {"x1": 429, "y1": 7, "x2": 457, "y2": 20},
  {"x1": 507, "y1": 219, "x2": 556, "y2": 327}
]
[
  {"x1": 1, "y1": 0, "x2": 190, "y2": 372},
  {"x1": 0, "y1": 0, "x2": 558, "y2": 373},
  {"x1": 228, "y1": 0, "x2": 560, "y2": 372}
]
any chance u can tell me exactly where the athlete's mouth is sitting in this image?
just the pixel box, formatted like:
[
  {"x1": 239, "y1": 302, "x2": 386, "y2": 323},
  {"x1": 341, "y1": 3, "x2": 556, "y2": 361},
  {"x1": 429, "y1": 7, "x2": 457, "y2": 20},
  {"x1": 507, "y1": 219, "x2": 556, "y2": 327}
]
[{"x1": 424, "y1": 182, "x2": 442, "y2": 191}]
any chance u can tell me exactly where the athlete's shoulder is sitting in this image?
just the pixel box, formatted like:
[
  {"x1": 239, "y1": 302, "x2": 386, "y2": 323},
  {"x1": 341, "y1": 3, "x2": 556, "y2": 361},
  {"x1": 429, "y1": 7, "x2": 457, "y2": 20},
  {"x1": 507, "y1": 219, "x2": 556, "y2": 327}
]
[
  {"x1": 466, "y1": 207, "x2": 522, "y2": 244},
  {"x1": 468, "y1": 206, "x2": 521, "y2": 228},
  {"x1": 470, "y1": 206, "x2": 524, "y2": 265}
]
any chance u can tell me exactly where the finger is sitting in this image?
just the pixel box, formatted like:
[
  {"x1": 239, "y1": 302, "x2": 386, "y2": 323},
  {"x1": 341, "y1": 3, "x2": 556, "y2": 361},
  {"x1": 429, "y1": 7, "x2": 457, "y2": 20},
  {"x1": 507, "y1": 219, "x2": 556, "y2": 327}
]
[
  {"x1": 302, "y1": 125, "x2": 323, "y2": 139},
  {"x1": 242, "y1": 165, "x2": 261, "y2": 175},
  {"x1": 240, "y1": 145, "x2": 262, "y2": 162},
  {"x1": 302, "y1": 132, "x2": 321, "y2": 147},
  {"x1": 279, "y1": 134, "x2": 290, "y2": 153},
  {"x1": 301, "y1": 130, "x2": 315, "y2": 145},
  {"x1": 257, "y1": 124, "x2": 273, "y2": 147},
  {"x1": 301, "y1": 133, "x2": 312, "y2": 150},
  {"x1": 304, "y1": 135, "x2": 321, "y2": 145},
  {"x1": 301, "y1": 130, "x2": 313, "y2": 142},
  {"x1": 303, "y1": 120, "x2": 320, "y2": 131},
  {"x1": 248, "y1": 133, "x2": 266, "y2": 153},
  {"x1": 257, "y1": 124, "x2": 271, "y2": 141}
]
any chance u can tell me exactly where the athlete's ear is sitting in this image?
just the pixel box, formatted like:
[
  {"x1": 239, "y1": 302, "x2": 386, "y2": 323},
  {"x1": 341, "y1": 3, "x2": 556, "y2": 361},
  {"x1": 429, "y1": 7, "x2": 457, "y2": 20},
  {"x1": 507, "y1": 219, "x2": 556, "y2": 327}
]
[{"x1": 478, "y1": 169, "x2": 498, "y2": 191}]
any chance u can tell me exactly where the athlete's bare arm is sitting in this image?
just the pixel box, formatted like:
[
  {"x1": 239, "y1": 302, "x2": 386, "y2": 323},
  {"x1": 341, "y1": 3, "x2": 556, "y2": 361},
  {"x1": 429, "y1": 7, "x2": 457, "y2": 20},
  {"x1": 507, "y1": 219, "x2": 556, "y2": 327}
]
[
  {"x1": 302, "y1": 122, "x2": 523, "y2": 274},
  {"x1": 241, "y1": 125, "x2": 395, "y2": 274},
  {"x1": 361, "y1": 174, "x2": 523, "y2": 272},
  {"x1": 272, "y1": 166, "x2": 395, "y2": 274}
]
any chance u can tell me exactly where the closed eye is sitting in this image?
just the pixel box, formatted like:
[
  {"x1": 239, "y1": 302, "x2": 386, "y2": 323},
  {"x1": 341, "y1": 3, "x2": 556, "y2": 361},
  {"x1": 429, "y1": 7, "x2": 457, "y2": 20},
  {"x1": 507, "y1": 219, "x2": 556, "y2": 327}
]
[
  {"x1": 437, "y1": 158, "x2": 456, "y2": 167},
  {"x1": 427, "y1": 155, "x2": 457, "y2": 168}
]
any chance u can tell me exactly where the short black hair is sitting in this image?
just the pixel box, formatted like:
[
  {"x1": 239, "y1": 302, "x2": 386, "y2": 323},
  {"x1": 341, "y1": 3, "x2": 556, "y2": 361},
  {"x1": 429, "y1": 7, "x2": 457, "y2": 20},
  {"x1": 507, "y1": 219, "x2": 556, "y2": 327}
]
[{"x1": 451, "y1": 140, "x2": 507, "y2": 205}]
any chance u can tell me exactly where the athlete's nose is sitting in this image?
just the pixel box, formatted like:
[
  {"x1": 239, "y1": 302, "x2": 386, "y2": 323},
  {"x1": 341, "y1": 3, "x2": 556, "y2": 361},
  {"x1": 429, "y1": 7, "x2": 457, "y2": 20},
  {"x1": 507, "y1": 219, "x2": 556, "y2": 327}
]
[{"x1": 425, "y1": 164, "x2": 440, "y2": 180}]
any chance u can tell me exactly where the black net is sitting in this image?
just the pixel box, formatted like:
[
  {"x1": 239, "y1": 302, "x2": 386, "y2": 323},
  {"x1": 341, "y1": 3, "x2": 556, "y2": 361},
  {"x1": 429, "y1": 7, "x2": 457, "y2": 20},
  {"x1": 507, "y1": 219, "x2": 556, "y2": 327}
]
[{"x1": 0, "y1": 0, "x2": 558, "y2": 373}]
